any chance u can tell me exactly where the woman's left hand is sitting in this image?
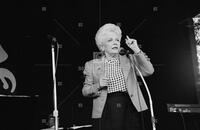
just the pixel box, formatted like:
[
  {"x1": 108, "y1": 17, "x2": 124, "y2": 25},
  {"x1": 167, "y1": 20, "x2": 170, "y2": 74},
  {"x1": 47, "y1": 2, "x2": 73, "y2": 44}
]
[{"x1": 125, "y1": 35, "x2": 140, "y2": 53}]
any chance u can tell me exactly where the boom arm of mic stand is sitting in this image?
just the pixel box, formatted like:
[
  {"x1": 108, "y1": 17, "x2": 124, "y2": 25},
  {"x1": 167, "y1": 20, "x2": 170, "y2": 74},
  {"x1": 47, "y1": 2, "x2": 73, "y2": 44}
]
[{"x1": 51, "y1": 45, "x2": 59, "y2": 130}]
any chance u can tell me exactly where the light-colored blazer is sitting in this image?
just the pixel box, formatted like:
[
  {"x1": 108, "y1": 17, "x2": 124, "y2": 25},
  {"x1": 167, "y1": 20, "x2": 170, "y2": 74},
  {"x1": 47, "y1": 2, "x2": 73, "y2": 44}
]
[{"x1": 82, "y1": 52, "x2": 154, "y2": 118}]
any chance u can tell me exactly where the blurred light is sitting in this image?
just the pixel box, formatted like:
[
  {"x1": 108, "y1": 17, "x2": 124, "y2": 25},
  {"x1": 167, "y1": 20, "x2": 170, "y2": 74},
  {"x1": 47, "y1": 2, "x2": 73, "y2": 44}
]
[
  {"x1": 57, "y1": 81, "x2": 63, "y2": 86},
  {"x1": 116, "y1": 22, "x2": 122, "y2": 27},
  {"x1": 153, "y1": 6, "x2": 158, "y2": 12},
  {"x1": 42, "y1": 119, "x2": 47, "y2": 124},
  {"x1": 58, "y1": 44, "x2": 62, "y2": 48},
  {"x1": 41, "y1": 7, "x2": 47, "y2": 12},
  {"x1": 78, "y1": 103, "x2": 83, "y2": 108},
  {"x1": 192, "y1": 13, "x2": 200, "y2": 45},
  {"x1": 193, "y1": 13, "x2": 200, "y2": 73},
  {"x1": 78, "y1": 22, "x2": 84, "y2": 27}
]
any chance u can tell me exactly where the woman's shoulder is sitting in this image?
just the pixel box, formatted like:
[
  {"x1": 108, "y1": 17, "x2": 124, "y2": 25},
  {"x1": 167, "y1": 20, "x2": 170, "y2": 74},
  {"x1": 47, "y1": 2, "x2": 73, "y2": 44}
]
[{"x1": 85, "y1": 56, "x2": 104, "y2": 64}]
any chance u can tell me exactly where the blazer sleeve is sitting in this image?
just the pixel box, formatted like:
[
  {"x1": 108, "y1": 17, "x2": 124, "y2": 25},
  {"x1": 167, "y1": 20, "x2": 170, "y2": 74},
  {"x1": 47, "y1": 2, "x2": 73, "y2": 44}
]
[
  {"x1": 82, "y1": 61, "x2": 100, "y2": 98},
  {"x1": 130, "y1": 51, "x2": 154, "y2": 76}
]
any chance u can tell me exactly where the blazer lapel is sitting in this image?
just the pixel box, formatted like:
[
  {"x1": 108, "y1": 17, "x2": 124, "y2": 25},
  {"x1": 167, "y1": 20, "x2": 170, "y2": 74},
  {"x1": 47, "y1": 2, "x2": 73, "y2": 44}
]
[
  {"x1": 119, "y1": 55, "x2": 131, "y2": 81},
  {"x1": 92, "y1": 57, "x2": 105, "y2": 79}
]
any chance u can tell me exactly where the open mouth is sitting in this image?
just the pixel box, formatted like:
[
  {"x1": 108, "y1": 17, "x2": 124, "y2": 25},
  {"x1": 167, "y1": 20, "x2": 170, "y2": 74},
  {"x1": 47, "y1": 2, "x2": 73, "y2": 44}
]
[{"x1": 112, "y1": 47, "x2": 118, "y2": 50}]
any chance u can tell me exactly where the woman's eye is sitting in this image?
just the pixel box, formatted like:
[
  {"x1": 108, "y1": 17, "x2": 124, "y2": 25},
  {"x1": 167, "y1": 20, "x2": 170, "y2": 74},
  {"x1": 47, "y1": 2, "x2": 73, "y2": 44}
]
[{"x1": 107, "y1": 39, "x2": 112, "y2": 42}]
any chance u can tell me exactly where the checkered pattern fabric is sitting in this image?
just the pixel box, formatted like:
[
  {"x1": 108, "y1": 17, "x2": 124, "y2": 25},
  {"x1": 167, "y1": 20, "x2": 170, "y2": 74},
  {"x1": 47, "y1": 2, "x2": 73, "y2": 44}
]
[{"x1": 105, "y1": 58, "x2": 127, "y2": 93}]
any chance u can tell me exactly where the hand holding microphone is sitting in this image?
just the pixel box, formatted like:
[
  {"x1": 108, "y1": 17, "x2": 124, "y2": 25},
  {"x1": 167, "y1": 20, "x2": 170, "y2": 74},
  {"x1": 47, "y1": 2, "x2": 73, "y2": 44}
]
[{"x1": 96, "y1": 76, "x2": 108, "y2": 95}]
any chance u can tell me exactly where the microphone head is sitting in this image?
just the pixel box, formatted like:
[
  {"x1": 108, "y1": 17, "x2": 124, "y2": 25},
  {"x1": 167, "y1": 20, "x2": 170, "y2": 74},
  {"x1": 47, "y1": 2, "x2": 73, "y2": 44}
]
[{"x1": 119, "y1": 47, "x2": 128, "y2": 55}]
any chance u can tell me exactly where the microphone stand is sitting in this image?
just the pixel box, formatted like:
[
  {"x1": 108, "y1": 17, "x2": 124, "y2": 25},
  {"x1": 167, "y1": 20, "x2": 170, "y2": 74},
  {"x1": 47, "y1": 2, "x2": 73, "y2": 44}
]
[
  {"x1": 134, "y1": 65, "x2": 156, "y2": 130},
  {"x1": 51, "y1": 44, "x2": 59, "y2": 130},
  {"x1": 128, "y1": 54, "x2": 157, "y2": 130}
]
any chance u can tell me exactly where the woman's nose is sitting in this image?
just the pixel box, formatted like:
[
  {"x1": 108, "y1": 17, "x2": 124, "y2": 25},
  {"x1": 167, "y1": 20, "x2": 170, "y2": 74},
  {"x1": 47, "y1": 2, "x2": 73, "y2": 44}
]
[{"x1": 113, "y1": 42, "x2": 120, "y2": 45}]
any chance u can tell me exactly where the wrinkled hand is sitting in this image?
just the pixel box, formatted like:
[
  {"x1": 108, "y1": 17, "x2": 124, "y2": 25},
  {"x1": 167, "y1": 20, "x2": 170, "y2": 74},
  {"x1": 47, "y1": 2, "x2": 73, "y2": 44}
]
[{"x1": 125, "y1": 35, "x2": 140, "y2": 53}]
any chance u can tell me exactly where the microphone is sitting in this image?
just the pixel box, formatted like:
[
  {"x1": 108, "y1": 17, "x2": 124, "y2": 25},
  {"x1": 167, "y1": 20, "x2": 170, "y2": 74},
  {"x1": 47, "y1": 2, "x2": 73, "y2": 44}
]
[
  {"x1": 47, "y1": 34, "x2": 57, "y2": 43},
  {"x1": 119, "y1": 47, "x2": 134, "y2": 55}
]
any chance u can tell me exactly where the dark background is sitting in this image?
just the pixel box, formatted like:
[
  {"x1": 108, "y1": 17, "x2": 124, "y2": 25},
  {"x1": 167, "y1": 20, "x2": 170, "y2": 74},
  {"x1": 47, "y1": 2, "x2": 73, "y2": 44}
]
[{"x1": 0, "y1": 0, "x2": 200, "y2": 130}]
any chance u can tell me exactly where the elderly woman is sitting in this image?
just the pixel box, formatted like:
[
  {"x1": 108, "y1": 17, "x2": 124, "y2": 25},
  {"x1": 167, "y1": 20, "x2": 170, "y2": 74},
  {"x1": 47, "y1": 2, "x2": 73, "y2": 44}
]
[{"x1": 82, "y1": 23, "x2": 154, "y2": 130}]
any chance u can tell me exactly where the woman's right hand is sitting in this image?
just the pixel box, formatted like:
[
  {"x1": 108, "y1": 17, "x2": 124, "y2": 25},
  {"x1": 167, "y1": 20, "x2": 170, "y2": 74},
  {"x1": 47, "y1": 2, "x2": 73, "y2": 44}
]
[{"x1": 99, "y1": 76, "x2": 109, "y2": 89}]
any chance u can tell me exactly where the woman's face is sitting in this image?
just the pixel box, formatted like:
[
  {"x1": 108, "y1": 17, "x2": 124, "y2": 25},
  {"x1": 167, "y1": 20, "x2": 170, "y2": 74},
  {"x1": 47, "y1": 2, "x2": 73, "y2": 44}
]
[{"x1": 101, "y1": 32, "x2": 121, "y2": 55}]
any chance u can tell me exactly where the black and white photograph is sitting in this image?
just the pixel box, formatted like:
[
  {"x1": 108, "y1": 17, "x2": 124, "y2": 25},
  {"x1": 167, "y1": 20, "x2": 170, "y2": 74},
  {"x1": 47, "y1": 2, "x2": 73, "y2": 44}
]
[{"x1": 0, "y1": 0, "x2": 200, "y2": 130}]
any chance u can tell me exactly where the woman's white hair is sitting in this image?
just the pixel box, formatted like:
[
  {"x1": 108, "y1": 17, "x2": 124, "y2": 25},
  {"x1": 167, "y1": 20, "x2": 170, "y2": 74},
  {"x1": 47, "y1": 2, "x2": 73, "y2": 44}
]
[{"x1": 95, "y1": 23, "x2": 122, "y2": 51}]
